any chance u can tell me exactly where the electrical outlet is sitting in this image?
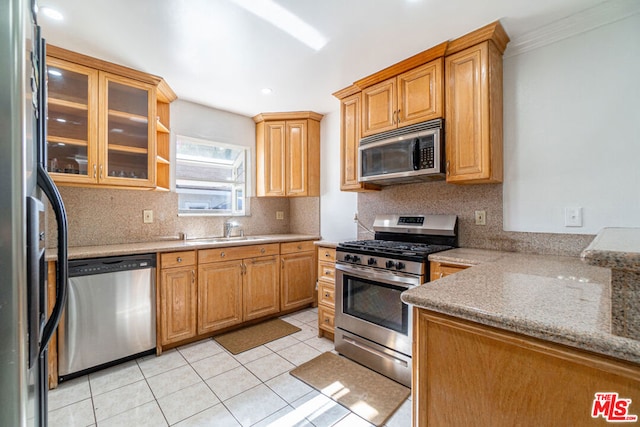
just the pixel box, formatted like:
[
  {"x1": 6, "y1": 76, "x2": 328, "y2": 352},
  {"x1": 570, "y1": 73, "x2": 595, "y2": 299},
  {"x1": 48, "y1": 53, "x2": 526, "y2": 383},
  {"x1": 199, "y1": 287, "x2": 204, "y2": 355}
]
[
  {"x1": 564, "y1": 207, "x2": 583, "y2": 227},
  {"x1": 143, "y1": 209, "x2": 153, "y2": 224},
  {"x1": 276, "y1": 211, "x2": 284, "y2": 220},
  {"x1": 475, "y1": 210, "x2": 486, "y2": 226},
  {"x1": 353, "y1": 213, "x2": 359, "y2": 223}
]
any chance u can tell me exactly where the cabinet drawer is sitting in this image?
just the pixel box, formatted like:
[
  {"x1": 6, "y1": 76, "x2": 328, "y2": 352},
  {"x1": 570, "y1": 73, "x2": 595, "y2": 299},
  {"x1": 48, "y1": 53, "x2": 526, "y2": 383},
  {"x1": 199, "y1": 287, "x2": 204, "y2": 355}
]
[
  {"x1": 317, "y1": 246, "x2": 336, "y2": 263},
  {"x1": 199, "y1": 243, "x2": 279, "y2": 263},
  {"x1": 318, "y1": 280, "x2": 335, "y2": 307},
  {"x1": 318, "y1": 261, "x2": 335, "y2": 282},
  {"x1": 281, "y1": 240, "x2": 315, "y2": 254},
  {"x1": 430, "y1": 261, "x2": 469, "y2": 281},
  {"x1": 318, "y1": 304, "x2": 335, "y2": 331},
  {"x1": 160, "y1": 251, "x2": 196, "y2": 268}
]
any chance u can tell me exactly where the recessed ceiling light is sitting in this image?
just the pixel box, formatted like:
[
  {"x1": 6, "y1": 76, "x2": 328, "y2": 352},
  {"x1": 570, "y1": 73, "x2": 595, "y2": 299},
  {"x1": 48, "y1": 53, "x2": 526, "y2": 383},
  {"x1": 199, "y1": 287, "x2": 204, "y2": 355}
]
[
  {"x1": 261, "y1": 88, "x2": 273, "y2": 95},
  {"x1": 40, "y1": 6, "x2": 64, "y2": 21}
]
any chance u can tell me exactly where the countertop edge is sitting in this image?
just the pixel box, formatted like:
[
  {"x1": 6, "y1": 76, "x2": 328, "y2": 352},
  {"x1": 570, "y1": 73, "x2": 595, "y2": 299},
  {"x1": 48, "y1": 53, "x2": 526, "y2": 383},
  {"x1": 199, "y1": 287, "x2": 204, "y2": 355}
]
[
  {"x1": 46, "y1": 234, "x2": 321, "y2": 261},
  {"x1": 402, "y1": 292, "x2": 640, "y2": 365}
]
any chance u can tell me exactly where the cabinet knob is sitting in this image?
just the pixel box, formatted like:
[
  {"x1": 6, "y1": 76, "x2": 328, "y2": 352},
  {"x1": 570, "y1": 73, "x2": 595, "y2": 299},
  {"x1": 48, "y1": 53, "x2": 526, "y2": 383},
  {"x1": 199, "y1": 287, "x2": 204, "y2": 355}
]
[
  {"x1": 297, "y1": 244, "x2": 302, "y2": 250},
  {"x1": 324, "y1": 252, "x2": 330, "y2": 257},
  {"x1": 324, "y1": 292, "x2": 330, "y2": 298},
  {"x1": 324, "y1": 318, "x2": 330, "y2": 324},
  {"x1": 177, "y1": 257, "x2": 182, "y2": 263},
  {"x1": 220, "y1": 251, "x2": 225, "y2": 258},
  {"x1": 260, "y1": 248, "x2": 265, "y2": 254}
]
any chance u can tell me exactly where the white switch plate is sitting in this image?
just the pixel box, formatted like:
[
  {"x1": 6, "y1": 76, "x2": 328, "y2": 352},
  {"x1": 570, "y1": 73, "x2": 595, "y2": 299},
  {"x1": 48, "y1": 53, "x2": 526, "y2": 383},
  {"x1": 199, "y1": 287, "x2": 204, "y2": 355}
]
[
  {"x1": 143, "y1": 209, "x2": 153, "y2": 223},
  {"x1": 276, "y1": 211, "x2": 284, "y2": 220},
  {"x1": 474, "y1": 210, "x2": 486, "y2": 226},
  {"x1": 564, "y1": 207, "x2": 583, "y2": 227}
]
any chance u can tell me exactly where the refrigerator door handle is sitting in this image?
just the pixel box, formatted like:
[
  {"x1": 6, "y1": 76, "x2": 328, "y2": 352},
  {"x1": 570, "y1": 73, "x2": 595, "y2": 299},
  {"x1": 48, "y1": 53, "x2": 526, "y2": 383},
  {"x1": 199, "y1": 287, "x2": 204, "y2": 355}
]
[{"x1": 36, "y1": 164, "x2": 68, "y2": 355}]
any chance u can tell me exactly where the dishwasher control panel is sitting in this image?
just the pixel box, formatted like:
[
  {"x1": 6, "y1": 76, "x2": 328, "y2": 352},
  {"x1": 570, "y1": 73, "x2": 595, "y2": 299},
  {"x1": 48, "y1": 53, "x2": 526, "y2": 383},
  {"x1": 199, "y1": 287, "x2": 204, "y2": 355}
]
[{"x1": 68, "y1": 254, "x2": 156, "y2": 276}]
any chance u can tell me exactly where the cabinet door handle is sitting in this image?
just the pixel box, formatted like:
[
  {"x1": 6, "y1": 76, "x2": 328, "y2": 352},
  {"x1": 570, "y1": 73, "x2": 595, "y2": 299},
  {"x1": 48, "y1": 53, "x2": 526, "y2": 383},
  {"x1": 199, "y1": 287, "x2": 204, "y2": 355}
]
[
  {"x1": 241, "y1": 263, "x2": 246, "y2": 275},
  {"x1": 439, "y1": 272, "x2": 444, "y2": 278},
  {"x1": 99, "y1": 164, "x2": 104, "y2": 179},
  {"x1": 397, "y1": 109, "x2": 401, "y2": 123},
  {"x1": 446, "y1": 161, "x2": 450, "y2": 176},
  {"x1": 192, "y1": 270, "x2": 195, "y2": 284},
  {"x1": 392, "y1": 110, "x2": 397, "y2": 125},
  {"x1": 281, "y1": 259, "x2": 284, "y2": 269},
  {"x1": 93, "y1": 164, "x2": 97, "y2": 178}
]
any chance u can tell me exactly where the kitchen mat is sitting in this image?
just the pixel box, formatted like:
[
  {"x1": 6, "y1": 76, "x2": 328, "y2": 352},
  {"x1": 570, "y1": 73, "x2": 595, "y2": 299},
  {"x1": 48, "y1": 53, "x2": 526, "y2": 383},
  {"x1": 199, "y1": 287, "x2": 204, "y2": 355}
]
[
  {"x1": 213, "y1": 318, "x2": 301, "y2": 354},
  {"x1": 290, "y1": 352, "x2": 410, "y2": 426}
]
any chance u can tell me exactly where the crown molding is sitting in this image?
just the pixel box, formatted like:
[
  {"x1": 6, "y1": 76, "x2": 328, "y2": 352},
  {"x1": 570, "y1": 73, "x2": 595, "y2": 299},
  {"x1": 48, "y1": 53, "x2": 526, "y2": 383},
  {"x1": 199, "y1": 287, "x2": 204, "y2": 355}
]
[{"x1": 504, "y1": 0, "x2": 640, "y2": 58}]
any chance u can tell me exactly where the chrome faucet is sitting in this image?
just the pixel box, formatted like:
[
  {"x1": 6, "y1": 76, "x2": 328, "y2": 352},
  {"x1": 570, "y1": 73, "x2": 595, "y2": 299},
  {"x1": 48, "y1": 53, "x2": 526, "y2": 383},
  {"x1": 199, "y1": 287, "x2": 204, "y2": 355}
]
[{"x1": 224, "y1": 219, "x2": 240, "y2": 238}]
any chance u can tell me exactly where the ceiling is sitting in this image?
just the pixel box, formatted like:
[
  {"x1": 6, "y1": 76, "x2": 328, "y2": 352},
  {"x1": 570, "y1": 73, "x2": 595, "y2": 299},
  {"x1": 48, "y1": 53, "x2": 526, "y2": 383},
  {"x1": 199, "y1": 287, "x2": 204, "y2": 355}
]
[{"x1": 39, "y1": 0, "x2": 608, "y2": 118}]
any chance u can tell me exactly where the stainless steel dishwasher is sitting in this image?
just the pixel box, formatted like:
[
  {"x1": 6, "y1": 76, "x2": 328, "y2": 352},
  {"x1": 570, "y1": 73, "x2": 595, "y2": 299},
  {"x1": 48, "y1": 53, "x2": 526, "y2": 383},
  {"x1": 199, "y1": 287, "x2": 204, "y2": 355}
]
[{"x1": 58, "y1": 253, "x2": 156, "y2": 381}]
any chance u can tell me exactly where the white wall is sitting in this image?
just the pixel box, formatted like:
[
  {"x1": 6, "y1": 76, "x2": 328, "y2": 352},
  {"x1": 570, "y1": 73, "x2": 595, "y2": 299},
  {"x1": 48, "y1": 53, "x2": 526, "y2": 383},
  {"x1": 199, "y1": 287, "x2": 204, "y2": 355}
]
[
  {"x1": 320, "y1": 111, "x2": 358, "y2": 241},
  {"x1": 503, "y1": 13, "x2": 640, "y2": 234}
]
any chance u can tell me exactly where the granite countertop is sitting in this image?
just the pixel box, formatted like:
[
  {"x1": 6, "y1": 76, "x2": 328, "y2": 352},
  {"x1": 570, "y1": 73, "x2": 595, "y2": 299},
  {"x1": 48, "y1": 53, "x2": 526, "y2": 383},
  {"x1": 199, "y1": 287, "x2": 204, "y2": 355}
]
[
  {"x1": 46, "y1": 234, "x2": 321, "y2": 261},
  {"x1": 581, "y1": 227, "x2": 640, "y2": 271},
  {"x1": 402, "y1": 251, "x2": 640, "y2": 364}
]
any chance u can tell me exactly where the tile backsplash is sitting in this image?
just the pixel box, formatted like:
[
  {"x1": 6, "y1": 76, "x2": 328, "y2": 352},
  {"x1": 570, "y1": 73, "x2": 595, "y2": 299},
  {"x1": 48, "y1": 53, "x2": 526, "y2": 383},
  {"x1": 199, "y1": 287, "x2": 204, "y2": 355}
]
[
  {"x1": 47, "y1": 187, "x2": 319, "y2": 248},
  {"x1": 358, "y1": 182, "x2": 594, "y2": 257}
]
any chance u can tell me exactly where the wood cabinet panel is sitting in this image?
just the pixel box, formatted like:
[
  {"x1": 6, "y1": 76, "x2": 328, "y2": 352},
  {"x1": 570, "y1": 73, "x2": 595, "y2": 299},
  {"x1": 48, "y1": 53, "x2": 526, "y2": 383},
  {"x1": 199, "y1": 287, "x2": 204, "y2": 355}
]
[
  {"x1": 317, "y1": 247, "x2": 336, "y2": 263},
  {"x1": 318, "y1": 304, "x2": 335, "y2": 333},
  {"x1": 318, "y1": 280, "x2": 335, "y2": 307},
  {"x1": 160, "y1": 266, "x2": 197, "y2": 345},
  {"x1": 316, "y1": 245, "x2": 336, "y2": 339},
  {"x1": 445, "y1": 40, "x2": 503, "y2": 183},
  {"x1": 281, "y1": 240, "x2": 316, "y2": 254},
  {"x1": 161, "y1": 250, "x2": 196, "y2": 269},
  {"x1": 430, "y1": 260, "x2": 469, "y2": 281},
  {"x1": 244, "y1": 256, "x2": 280, "y2": 321},
  {"x1": 361, "y1": 79, "x2": 397, "y2": 136},
  {"x1": 318, "y1": 261, "x2": 335, "y2": 283},
  {"x1": 281, "y1": 250, "x2": 316, "y2": 311},
  {"x1": 397, "y1": 58, "x2": 443, "y2": 126},
  {"x1": 199, "y1": 243, "x2": 279, "y2": 264},
  {"x1": 254, "y1": 112, "x2": 322, "y2": 197},
  {"x1": 198, "y1": 261, "x2": 243, "y2": 334},
  {"x1": 413, "y1": 310, "x2": 640, "y2": 427}
]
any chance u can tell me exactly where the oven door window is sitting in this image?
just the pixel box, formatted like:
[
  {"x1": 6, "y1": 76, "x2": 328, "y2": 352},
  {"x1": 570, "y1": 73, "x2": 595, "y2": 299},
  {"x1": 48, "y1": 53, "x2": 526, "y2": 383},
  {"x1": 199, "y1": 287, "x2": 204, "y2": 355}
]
[{"x1": 342, "y1": 275, "x2": 408, "y2": 334}]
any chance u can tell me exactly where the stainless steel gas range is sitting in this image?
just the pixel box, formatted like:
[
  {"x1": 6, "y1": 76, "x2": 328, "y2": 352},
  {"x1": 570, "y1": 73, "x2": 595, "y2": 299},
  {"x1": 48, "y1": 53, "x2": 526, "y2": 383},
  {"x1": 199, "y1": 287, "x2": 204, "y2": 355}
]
[{"x1": 334, "y1": 214, "x2": 458, "y2": 387}]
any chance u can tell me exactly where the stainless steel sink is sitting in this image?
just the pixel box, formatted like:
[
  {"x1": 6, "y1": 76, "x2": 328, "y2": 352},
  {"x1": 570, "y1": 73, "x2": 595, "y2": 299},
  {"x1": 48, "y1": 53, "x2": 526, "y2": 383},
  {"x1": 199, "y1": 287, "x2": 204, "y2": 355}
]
[{"x1": 183, "y1": 236, "x2": 265, "y2": 245}]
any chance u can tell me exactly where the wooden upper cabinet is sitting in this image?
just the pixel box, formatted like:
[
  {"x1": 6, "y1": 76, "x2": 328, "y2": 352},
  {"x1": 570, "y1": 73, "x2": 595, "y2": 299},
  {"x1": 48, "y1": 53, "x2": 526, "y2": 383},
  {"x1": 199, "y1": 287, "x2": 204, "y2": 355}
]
[
  {"x1": 46, "y1": 45, "x2": 176, "y2": 190},
  {"x1": 445, "y1": 22, "x2": 509, "y2": 184},
  {"x1": 361, "y1": 58, "x2": 444, "y2": 137},
  {"x1": 334, "y1": 90, "x2": 380, "y2": 192},
  {"x1": 254, "y1": 112, "x2": 322, "y2": 197}
]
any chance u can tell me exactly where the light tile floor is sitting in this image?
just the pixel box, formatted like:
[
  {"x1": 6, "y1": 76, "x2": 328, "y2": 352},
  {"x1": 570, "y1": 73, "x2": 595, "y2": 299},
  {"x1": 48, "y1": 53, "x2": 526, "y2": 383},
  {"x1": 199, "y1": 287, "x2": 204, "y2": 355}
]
[{"x1": 47, "y1": 307, "x2": 411, "y2": 427}]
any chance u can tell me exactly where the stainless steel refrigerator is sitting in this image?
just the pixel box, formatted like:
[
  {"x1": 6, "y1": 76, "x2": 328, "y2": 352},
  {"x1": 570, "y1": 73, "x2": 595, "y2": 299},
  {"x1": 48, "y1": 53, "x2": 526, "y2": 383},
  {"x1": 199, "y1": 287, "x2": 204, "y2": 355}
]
[{"x1": 0, "y1": 0, "x2": 69, "y2": 425}]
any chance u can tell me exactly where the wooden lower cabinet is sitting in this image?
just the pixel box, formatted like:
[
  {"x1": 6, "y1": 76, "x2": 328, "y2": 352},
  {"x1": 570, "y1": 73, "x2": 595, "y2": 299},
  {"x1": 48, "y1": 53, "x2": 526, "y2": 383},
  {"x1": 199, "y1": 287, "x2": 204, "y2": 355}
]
[
  {"x1": 413, "y1": 309, "x2": 640, "y2": 427},
  {"x1": 316, "y1": 245, "x2": 336, "y2": 339},
  {"x1": 280, "y1": 241, "x2": 316, "y2": 312},
  {"x1": 244, "y1": 255, "x2": 281, "y2": 320},
  {"x1": 159, "y1": 251, "x2": 197, "y2": 346},
  {"x1": 198, "y1": 260, "x2": 243, "y2": 334}
]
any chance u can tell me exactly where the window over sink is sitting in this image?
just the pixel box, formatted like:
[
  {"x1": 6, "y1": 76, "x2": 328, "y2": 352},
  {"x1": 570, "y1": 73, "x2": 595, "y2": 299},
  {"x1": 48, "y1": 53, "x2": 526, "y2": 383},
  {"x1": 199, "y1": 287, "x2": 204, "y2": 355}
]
[{"x1": 176, "y1": 135, "x2": 248, "y2": 216}]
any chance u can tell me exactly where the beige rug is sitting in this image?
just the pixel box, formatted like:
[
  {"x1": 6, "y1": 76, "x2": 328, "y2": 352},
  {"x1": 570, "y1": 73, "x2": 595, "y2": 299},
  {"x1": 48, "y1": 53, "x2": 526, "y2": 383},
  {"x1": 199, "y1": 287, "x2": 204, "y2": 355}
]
[
  {"x1": 213, "y1": 318, "x2": 301, "y2": 354},
  {"x1": 290, "y1": 352, "x2": 410, "y2": 426}
]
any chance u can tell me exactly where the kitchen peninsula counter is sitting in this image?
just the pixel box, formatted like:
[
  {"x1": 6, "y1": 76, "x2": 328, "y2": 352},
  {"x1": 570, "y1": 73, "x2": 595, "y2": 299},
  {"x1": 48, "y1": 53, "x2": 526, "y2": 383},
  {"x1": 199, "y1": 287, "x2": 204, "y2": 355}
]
[
  {"x1": 45, "y1": 233, "x2": 320, "y2": 261},
  {"x1": 402, "y1": 251, "x2": 640, "y2": 364}
]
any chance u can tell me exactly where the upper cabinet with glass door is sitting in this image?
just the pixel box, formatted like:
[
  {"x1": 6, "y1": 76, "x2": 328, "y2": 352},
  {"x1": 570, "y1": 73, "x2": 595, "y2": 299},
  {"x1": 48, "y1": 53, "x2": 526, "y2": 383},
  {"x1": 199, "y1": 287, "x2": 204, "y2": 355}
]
[{"x1": 46, "y1": 45, "x2": 175, "y2": 190}]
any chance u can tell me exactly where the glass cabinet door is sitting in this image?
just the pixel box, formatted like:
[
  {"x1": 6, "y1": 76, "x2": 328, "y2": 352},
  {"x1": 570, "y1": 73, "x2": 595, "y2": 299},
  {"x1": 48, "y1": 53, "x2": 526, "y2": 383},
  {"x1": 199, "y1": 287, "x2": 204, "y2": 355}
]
[
  {"x1": 46, "y1": 58, "x2": 98, "y2": 183},
  {"x1": 99, "y1": 73, "x2": 156, "y2": 187}
]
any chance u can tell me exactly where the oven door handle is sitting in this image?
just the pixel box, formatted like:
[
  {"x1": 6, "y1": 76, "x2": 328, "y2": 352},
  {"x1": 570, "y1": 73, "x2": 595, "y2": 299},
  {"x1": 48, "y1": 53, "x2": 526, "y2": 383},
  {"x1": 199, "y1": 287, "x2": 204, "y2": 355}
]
[{"x1": 335, "y1": 263, "x2": 421, "y2": 288}]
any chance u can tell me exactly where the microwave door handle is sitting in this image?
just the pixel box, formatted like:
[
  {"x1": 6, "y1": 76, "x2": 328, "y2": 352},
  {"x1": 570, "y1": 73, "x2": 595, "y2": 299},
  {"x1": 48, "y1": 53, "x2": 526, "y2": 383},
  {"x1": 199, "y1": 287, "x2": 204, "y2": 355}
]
[{"x1": 412, "y1": 138, "x2": 420, "y2": 170}]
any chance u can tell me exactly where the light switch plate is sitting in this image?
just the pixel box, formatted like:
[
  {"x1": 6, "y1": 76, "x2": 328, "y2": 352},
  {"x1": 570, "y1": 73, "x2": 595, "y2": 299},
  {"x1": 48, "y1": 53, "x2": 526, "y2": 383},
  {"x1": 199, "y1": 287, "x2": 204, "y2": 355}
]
[
  {"x1": 474, "y1": 210, "x2": 486, "y2": 226},
  {"x1": 276, "y1": 211, "x2": 284, "y2": 220},
  {"x1": 143, "y1": 209, "x2": 153, "y2": 223}
]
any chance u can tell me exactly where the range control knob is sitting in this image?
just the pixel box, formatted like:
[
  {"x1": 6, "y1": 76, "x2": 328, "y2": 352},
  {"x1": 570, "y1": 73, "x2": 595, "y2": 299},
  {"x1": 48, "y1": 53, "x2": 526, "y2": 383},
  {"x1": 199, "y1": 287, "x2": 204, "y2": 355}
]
[
  {"x1": 367, "y1": 258, "x2": 377, "y2": 266},
  {"x1": 352, "y1": 256, "x2": 361, "y2": 263},
  {"x1": 386, "y1": 260, "x2": 396, "y2": 269},
  {"x1": 396, "y1": 262, "x2": 406, "y2": 270},
  {"x1": 344, "y1": 254, "x2": 353, "y2": 262}
]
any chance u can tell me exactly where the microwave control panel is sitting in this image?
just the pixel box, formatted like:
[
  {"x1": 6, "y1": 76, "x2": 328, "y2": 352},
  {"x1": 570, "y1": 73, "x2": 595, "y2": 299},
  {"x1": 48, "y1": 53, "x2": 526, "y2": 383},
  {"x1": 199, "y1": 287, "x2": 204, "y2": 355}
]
[{"x1": 417, "y1": 140, "x2": 435, "y2": 169}]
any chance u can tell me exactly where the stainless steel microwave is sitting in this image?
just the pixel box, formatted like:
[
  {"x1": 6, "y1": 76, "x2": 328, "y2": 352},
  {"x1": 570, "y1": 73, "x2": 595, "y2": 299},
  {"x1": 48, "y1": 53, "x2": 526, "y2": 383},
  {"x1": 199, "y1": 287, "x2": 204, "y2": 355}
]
[{"x1": 358, "y1": 118, "x2": 444, "y2": 185}]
